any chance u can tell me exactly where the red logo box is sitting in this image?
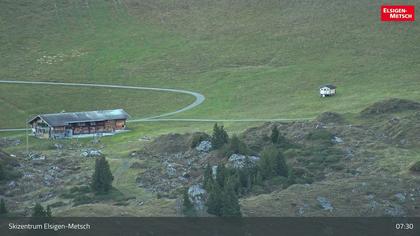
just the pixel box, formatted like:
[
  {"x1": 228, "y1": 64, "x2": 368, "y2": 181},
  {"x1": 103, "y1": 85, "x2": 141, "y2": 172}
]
[{"x1": 381, "y1": 5, "x2": 415, "y2": 22}]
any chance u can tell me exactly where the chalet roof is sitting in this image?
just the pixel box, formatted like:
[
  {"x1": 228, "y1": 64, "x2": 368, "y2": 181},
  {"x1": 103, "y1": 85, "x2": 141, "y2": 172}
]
[
  {"x1": 28, "y1": 109, "x2": 130, "y2": 127},
  {"x1": 320, "y1": 84, "x2": 337, "y2": 89}
]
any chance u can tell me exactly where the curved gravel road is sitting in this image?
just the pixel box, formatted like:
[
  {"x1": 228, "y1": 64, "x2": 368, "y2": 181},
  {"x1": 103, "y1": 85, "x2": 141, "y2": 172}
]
[
  {"x1": 0, "y1": 80, "x2": 312, "y2": 131},
  {"x1": 0, "y1": 79, "x2": 205, "y2": 130}
]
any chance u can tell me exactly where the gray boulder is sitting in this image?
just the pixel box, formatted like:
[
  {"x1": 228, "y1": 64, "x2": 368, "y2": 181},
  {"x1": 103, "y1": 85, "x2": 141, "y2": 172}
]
[
  {"x1": 166, "y1": 164, "x2": 177, "y2": 178},
  {"x1": 195, "y1": 141, "x2": 212, "y2": 153},
  {"x1": 80, "y1": 149, "x2": 102, "y2": 157},
  {"x1": 8, "y1": 181, "x2": 17, "y2": 189},
  {"x1": 332, "y1": 136, "x2": 343, "y2": 144},
  {"x1": 317, "y1": 196, "x2": 334, "y2": 212},
  {"x1": 188, "y1": 185, "x2": 207, "y2": 211},
  {"x1": 227, "y1": 154, "x2": 260, "y2": 169},
  {"x1": 394, "y1": 192, "x2": 406, "y2": 202},
  {"x1": 212, "y1": 165, "x2": 218, "y2": 179},
  {"x1": 28, "y1": 152, "x2": 46, "y2": 161}
]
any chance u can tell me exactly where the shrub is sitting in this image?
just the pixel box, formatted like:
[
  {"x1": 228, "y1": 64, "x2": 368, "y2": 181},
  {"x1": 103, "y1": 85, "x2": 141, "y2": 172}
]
[
  {"x1": 48, "y1": 201, "x2": 66, "y2": 208},
  {"x1": 0, "y1": 199, "x2": 7, "y2": 215},
  {"x1": 409, "y1": 161, "x2": 420, "y2": 172},
  {"x1": 182, "y1": 188, "x2": 196, "y2": 216},
  {"x1": 32, "y1": 203, "x2": 50, "y2": 218},
  {"x1": 226, "y1": 135, "x2": 250, "y2": 155},
  {"x1": 70, "y1": 185, "x2": 91, "y2": 194},
  {"x1": 271, "y1": 126, "x2": 279, "y2": 144},
  {"x1": 258, "y1": 146, "x2": 289, "y2": 180},
  {"x1": 0, "y1": 163, "x2": 4, "y2": 181},
  {"x1": 190, "y1": 132, "x2": 210, "y2": 148},
  {"x1": 73, "y1": 195, "x2": 95, "y2": 206},
  {"x1": 306, "y1": 129, "x2": 333, "y2": 146},
  {"x1": 283, "y1": 149, "x2": 302, "y2": 158}
]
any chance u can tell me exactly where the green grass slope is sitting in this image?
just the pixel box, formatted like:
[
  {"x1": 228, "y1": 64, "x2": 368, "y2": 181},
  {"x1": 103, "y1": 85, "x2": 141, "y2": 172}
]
[{"x1": 0, "y1": 0, "x2": 419, "y2": 129}]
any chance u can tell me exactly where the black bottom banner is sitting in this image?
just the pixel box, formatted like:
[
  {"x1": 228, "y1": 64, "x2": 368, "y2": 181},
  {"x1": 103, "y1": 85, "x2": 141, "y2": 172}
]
[{"x1": 0, "y1": 217, "x2": 419, "y2": 236}]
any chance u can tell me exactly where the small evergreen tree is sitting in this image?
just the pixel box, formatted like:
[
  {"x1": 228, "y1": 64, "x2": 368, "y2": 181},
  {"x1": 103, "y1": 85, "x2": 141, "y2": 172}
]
[
  {"x1": 271, "y1": 126, "x2": 279, "y2": 144},
  {"x1": 32, "y1": 203, "x2": 46, "y2": 217},
  {"x1": 203, "y1": 164, "x2": 214, "y2": 191},
  {"x1": 253, "y1": 170, "x2": 263, "y2": 185},
  {"x1": 258, "y1": 147, "x2": 276, "y2": 179},
  {"x1": 211, "y1": 124, "x2": 229, "y2": 149},
  {"x1": 287, "y1": 168, "x2": 296, "y2": 185},
  {"x1": 91, "y1": 156, "x2": 114, "y2": 194},
  {"x1": 221, "y1": 180, "x2": 241, "y2": 217},
  {"x1": 258, "y1": 147, "x2": 289, "y2": 180},
  {"x1": 0, "y1": 199, "x2": 7, "y2": 215},
  {"x1": 273, "y1": 150, "x2": 288, "y2": 177},
  {"x1": 0, "y1": 163, "x2": 5, "y2": 180},
  {"x1": 46, "y1": 206, "x2": 52, "y2": 218},
  {"x1": 216, "y1": 164, "x2": 226, "y2": 188},
  {"x1": 206, "y1": 183, "x2": 223, "y2": 216},
  {"x1": 182, "y1": 188, "x2": 195, "y2": 216}
]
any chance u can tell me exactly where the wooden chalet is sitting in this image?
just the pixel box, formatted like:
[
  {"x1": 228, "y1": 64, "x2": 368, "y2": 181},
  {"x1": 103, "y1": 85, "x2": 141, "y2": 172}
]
[{"x1": 28, "y1": 109, "x2": 130, "y2": 139}]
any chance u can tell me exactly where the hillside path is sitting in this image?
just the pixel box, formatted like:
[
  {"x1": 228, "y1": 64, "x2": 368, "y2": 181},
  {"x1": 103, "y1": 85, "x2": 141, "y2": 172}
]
[{"x1": 0, "y1": 80, "x2": 313, "y2": 131}]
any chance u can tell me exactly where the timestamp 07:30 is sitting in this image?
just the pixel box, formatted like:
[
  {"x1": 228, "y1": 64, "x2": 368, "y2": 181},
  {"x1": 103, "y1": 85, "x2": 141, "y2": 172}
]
[{"x1": 395, "y1": 223, "x2": 414, "y2": 230}]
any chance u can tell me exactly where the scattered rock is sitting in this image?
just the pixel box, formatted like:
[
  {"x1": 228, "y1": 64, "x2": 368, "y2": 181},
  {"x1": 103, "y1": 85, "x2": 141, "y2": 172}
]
[
  {"x1": 332, "y1": 136, "x2": 343, "y2": 144},
  {"x1": 344, "y1": 148, "x2": 354, "y2": 159},
  {"x1": 394, "y1": 193, "x2": 406, "y2": 202},
  {"x1": 195, "y1": 141, "x2": 212, "y2": 153},
  {"x1": 317, "y1": 196, "x2": 334, "y2": 212},
  {"x1": 166, "y1": 164, "x2": 177, "y2": 178},
  {"x1": 212, "y1": 166, "x2": 218, "y2": 179},
  {"x1": 384, "y1": 204, "x2": 406, "y2": 217},
  {"x1": 28, "y1": 152, "x2": 46, "y2": 161},
  {"x1": 139, "y1": 136, "x2": 151, "y2": 141},
  {"x1": 227, "y1": 154, "x2": 260, "y2": 169},
  {"x1": 53, "y1": 143, "x2": 63, "y2": 150},
  {"x1": 188, "y1": 185, "x2": 207, "y2": 211},
  {"x1": 182, "y1": 171, "x2": 190, "y2": 178},
  {"x1": 297, "y1": 203, "x2": 310, "y2": 216},
  {"x1": 8, "y1": 181, "x2": 17, "y2": 189},
  {"x1": 80, "y1": 149, "x2": 102, "y2": 157}
]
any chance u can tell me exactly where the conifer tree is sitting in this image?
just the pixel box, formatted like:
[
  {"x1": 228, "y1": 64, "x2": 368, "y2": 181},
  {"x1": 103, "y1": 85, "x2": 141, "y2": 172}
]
[
  {"x1": 287, "y1": 168, "x2": 296, "y2": 185},
  {"x1": 259, "y1": 147, "x2": 276, "y2": 179},
  {"x1": 0, "y1": 163, "x2": 5, "y2": 180},
  {"x1": 91, "y1": 156, "x2": 114, "y2": 194},
  {"x1": 182, "y1": 188, "x2": 195, "y2": 216},
  {"x1": 216, "y1": 164, "x2": 226, "y2": 188},
  {"x1": 32, "y1": 203, "x2": 46, "y2": 217},
  {"x1": 206, "y1": 183, "x2": 223, "y2": 216},
  {"x1": 253, "y1": 170, "x2": 263, "y2": 185},
  {"x1": 221, "y1": 180, "x2": 241, "y2": 217},
  {"x1": 203, "y1": 164, "x2": 214, "y2": 191},
  {"x1": 0, "y1": 199, "x2": 7, "y2": 215},
  {"x1": 271, "y1": 126, "x2": 279, "y2": 144},
  {"x1": 273, "y1": 151, "x2": 288, "y2": 177},
  {"x1": 211, "y1": 124, "x2": 229, "y2": 149},
  {"x1": 46, "y1": 206, "x2": 52, "y2": 218},
  {"x1": 258, "y1": 147, "x2": 289, "y2": 179}
]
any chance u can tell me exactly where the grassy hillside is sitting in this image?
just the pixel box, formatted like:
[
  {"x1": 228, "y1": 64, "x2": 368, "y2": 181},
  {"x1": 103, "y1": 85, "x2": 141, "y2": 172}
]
[{"x1": 0, "y1": 0, "x2": 419, "y2": 129}]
